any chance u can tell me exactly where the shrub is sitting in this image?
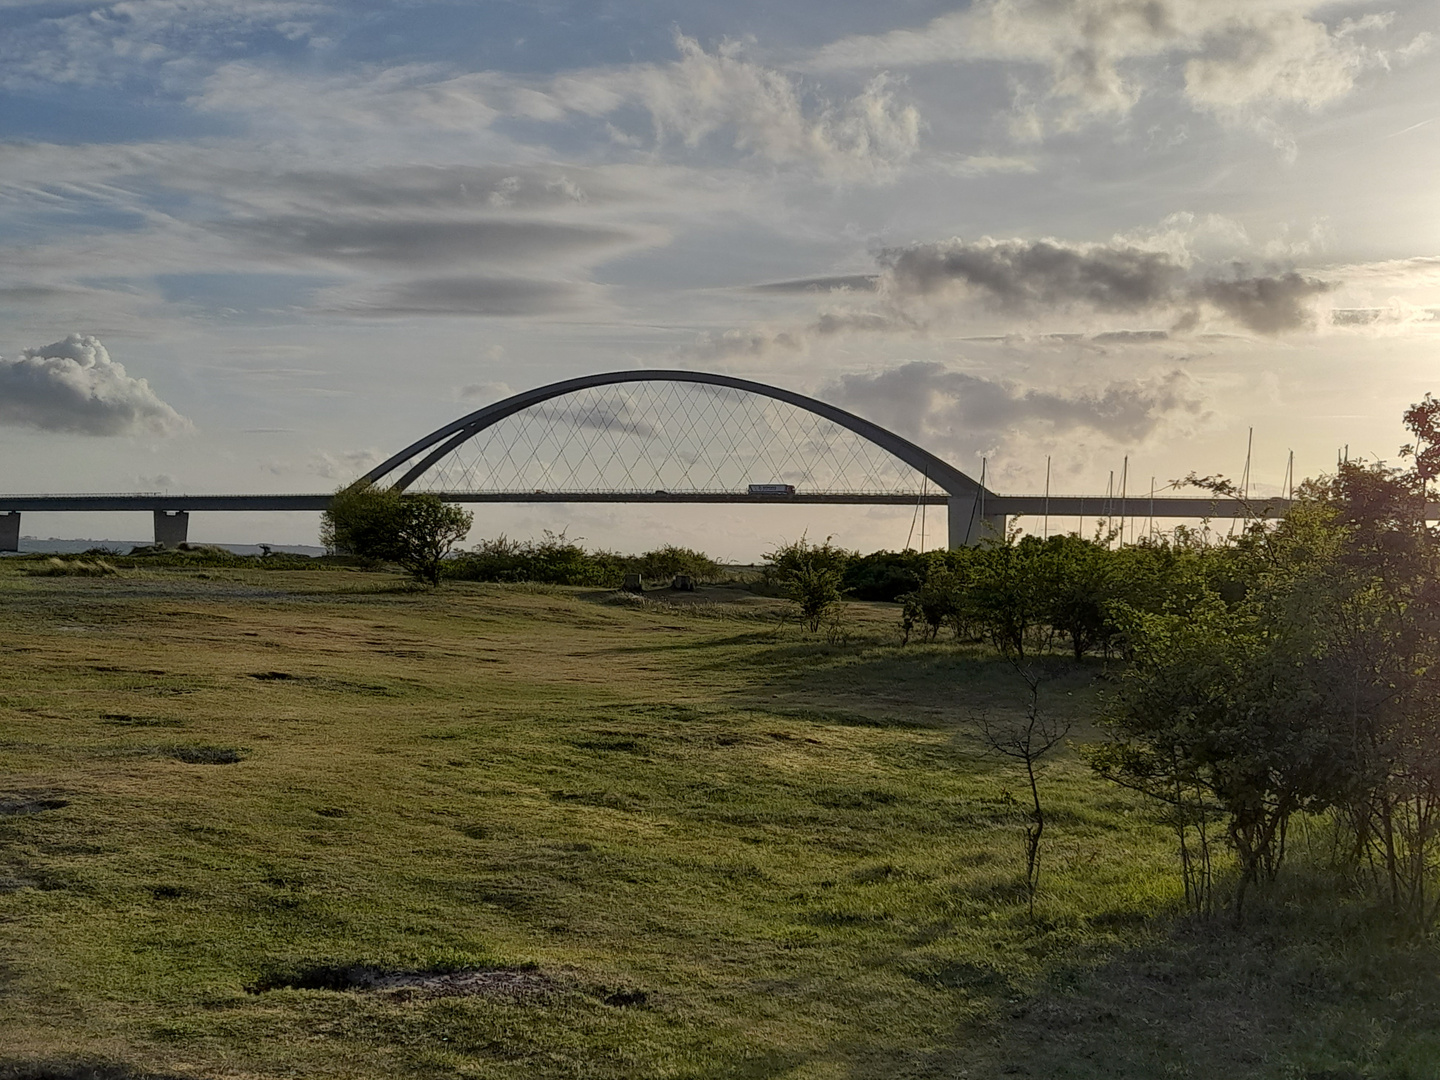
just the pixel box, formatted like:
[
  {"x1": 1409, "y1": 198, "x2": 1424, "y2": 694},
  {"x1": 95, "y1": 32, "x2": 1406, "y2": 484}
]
[
  {"x1": 24, "y1": 558, "x2": 118, "y2": 577},
  {"x1": 764, "y1": 537, "x2": 852, "y2": 632},
  {"x1": 444, "y1": 532, "x2": 628, "y2": 586},
  {"x1": 629, "y1": 545, "x2": 723, "y2": 585},
  {"x1": 321, "y1": 483, "x2": 473, "y2": 586},
  {"x1": 843, "y1": 549, "x2": 929, "y2": 601}
]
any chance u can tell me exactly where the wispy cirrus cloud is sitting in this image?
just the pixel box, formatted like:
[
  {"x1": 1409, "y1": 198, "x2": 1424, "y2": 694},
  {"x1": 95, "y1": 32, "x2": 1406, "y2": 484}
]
[
  {"x1": 0, "y1": 0, "x2": 326, "y2": 89},
  {"x1": 195, "y1": 34, "x2": 922, "y2": 181},
  {"x1": 803, "y1": 0, "x2": 1430, "y2": 139}
]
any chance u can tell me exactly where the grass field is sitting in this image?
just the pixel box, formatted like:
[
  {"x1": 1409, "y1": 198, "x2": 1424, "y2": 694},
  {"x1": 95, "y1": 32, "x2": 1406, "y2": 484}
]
[{"x1": 2, "y1": 563, "x2": 1439, "y2": 1079}]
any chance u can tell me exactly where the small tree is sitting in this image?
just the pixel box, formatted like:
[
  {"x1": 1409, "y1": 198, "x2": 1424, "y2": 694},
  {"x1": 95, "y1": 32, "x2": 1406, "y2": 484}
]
[
  {"x1": 321, "y1": 483, "x2": 473, "y2": 587},
  {"x1": 981, "y1": 662, "x2": 1071, "y2": 918},
  {"x1": 764, "y1": 536, "x2": 851, "y2": 632}
]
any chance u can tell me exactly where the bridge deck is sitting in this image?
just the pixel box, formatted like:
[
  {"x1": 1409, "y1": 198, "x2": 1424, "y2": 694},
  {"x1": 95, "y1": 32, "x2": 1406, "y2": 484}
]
[{"x1": 0, "y1": 491, "x2": 1302, "y2": 516}]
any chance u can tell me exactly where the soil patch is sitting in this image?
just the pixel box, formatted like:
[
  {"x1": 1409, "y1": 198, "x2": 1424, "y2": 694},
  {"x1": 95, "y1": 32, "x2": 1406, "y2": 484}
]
[
  {"x1": 0, "y1": 797, "x2": 69, "y2": 817},
  {"x1": 249, "y1": 965, "x2": 559, "y2": 1000},
  {"x1": 166, "y1": 745, "x2": 244, "y2": 765},
  {"x1": 0, "y1": 1063, "x2": 193, "y2": 1080}
]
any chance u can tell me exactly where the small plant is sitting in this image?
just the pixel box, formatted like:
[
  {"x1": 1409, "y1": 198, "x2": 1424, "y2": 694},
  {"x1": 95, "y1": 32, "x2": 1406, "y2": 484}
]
[
  {"x1": 980, "y1": 662, "x2": 1071, "y2": 918},
  {"x1": 821, "y1": 605, "x2": 851, "y2": 646}
]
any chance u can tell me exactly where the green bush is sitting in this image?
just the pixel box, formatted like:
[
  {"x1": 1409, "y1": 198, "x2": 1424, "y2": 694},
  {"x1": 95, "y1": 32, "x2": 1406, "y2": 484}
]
[
  {"x1": 628, "y1": 545, "x2": 723, "y2": 584},
  {"x1": 444, "y1": 532, "x2": 628, "y2": 586},
  {"x1": 842, "y1": 549, "x2": 929, "y2": 601},
  {"x1": 764, "y1": 537, "x2": 852, "y2": 632}
]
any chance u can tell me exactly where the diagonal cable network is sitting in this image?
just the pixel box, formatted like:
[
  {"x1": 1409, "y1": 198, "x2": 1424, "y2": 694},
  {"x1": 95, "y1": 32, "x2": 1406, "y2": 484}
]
[{"x1": 405, "y1": 380, "x2": 926, "y2": 495}]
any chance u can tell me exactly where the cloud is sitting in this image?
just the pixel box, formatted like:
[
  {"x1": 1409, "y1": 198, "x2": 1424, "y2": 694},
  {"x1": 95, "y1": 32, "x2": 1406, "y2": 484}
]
[
  {"x1": 195, "y1": 35, "x2": 921, "y2": 180},
  {"x1": 0, "y1": 333, "x2": 191, "y2": 437},
  {"x1": 550, "y1": 35, "x2": 921, "y2": 179},
  {"x1": 332, "y1": 276, "x2": 589, "y2": 317},
  {"x1": 750, "y1": 274, "x2": 880, "y2": 294},
  {"x1": 222, "y1": 217, "x2": 643, "y2": 270},
  {"x1": 256, "y1": 166, "x2": 617, "y2": 213},
  {"x1": 823, "y1": 361, "x2": 1207, "y2": 449},
  {"x1": 457, "y1": 379, "x2": 513, "y2": 402},
  {"x1": 1187, "y1": 270, "x2": 1332, "y2": 334},
  {"x1": 804, "y1": 0, "x2": 1426, "y2": 137},
  {"x1": 565, "y1": 398, "x2": 657, "y2": 439},
  {"x1": 883, "y1": 238, "x2": 1185, "y2": 311},
  {"x1": 2, "y1": 0, "x2": 325, "y2": 89},
  {"x1": 879, "y1": 237, "x2": 1333, "y2": 334},
  {"x1": 310, "y1": 447, "x2": 384, "y2": 481}
]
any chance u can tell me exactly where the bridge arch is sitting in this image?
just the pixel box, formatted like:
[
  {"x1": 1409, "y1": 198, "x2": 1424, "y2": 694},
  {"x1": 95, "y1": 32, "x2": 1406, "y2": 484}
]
[{"x1": 360, "y1": 369, "x2": 997, "y2": 546}]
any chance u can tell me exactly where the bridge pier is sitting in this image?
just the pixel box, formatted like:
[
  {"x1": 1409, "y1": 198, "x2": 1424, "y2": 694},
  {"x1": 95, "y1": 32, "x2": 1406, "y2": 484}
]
[
  {"x1": 946, "y1": 494, "x2": 1007, "y2": 549},
  {"x1": 0, "y1": 512, "x2": 19, "y2": 553},
  {"x1": 153, "y1": 511, "x2": 189, "y2": 548}
]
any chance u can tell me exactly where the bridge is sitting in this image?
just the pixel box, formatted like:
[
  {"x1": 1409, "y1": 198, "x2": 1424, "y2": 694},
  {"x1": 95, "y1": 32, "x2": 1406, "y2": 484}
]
[{"x1": 0, "y1": 368, "x2": 1282, "y2": 552}]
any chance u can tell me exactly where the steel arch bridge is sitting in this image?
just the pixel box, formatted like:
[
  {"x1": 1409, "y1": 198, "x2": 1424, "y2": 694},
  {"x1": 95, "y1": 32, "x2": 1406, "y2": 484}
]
[
  {"x1": 357, "y1": 368, "x2": 1001, "y2": 547},
  {"x1": 0, "y1": 368, "x2": 1302, "y2": 551}
]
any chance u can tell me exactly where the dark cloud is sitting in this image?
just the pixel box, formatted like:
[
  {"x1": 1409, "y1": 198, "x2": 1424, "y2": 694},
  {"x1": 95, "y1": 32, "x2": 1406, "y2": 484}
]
[
  {"x1": 878, "y1": 238, "x2": 1334, "y2": 334},
  {"x1": 823, "y1": 361, "x2": 1204, "y2": 447},
  {"x1": 566, "y1": 399, "x2": 657, "y2": 439},
  {"x1": 881, "y1": 239, "x2": 1184, "y2": 312},
  {"x1": 0, "y1": 334, "x2": 190, "y2": 437},
  {"x1": 1189, "y1": 271, "x2": 1332, "y2": 334},
  {"x1": 223, "y1": 217, "x2": 640, "y2": 268},
  {"x1": 750, "y1": 274, "x2": 881, "y2": 294},
  {"x1": 340, "y1": 276, "x2": 586, "y2": 317}
]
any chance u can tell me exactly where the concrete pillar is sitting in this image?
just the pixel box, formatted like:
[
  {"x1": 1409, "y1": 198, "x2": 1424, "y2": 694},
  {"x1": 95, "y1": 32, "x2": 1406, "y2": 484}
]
[
  {"x1": 153, "y1": 510, "x2": 189, "y2": 548},
  {"x1": 0, "y1": 512, "x2": 19, "y2": 553},
  {"x1": 946, "y1": 494, "x2": 1007, "y2": 548}
]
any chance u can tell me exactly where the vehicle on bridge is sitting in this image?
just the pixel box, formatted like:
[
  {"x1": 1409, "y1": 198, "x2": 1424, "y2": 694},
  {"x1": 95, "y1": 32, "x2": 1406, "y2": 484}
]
[{"x1": 747, "y1": 483, "x2": 796, "y2": 496}]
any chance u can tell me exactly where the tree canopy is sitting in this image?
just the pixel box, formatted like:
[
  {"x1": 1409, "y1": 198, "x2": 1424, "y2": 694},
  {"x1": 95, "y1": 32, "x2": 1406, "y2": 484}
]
[{"x1": 321, "y1": 483, "x2": 473, "y2": 587}]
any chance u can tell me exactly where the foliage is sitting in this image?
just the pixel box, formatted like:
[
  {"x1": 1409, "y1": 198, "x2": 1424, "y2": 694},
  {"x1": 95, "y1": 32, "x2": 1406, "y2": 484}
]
[
  {"x1": 627, "y1": 544, "x2": 723, "y2": 585},
  {"x1": 763, "y1": 536, "x2": 852, "y2": 632},
  {"x1": 1090, "y1": 411, "x2": 1440, "y2": 928},
  {"x1": 900, "y1": 562, "x2": 971, "y2": 643},
  {"x1": 321, "y1": 483, "x2": 474, "y2": 586},
  {"x1": 842, "y1": 549, "x2": 930, "y2": 601},
  {"x1": 445, "y1": 531, "x2": 629, "y2": 586}
]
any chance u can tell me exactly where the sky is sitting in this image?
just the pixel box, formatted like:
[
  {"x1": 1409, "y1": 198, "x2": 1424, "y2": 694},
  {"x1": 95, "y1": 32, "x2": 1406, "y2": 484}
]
[{"x1": 2, "y1": 0, "x2": 1438, "y2": 558}]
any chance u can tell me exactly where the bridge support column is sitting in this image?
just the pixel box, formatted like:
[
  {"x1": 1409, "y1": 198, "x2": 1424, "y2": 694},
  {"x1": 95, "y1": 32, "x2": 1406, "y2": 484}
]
[
  {"x1": 946, "y1": 495, "x2": 1007, "y2": 548},
  {"x1": 0, "y1": 512, "x2": 19, "y2": 553},
  {"x1": 153, "y1": 511, "x2": 189, "y2": 548}
]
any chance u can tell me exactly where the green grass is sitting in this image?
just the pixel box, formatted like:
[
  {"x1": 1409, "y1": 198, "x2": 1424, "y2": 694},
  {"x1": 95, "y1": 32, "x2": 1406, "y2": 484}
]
[{"x1": 0, "y1": 565, "x2": 1436, "y2": 1079}]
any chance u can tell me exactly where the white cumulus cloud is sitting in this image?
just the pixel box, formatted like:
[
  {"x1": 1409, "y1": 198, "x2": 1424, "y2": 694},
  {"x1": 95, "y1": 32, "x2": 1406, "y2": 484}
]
[{"x1": 0, "y1": 334, "x2": 191, "y2": 436}]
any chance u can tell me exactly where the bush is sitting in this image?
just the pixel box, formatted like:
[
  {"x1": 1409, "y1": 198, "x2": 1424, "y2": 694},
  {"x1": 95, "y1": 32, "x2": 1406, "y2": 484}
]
[
  {"x1": 764, "y1": 537, "x2": 852, "y2": 632},
  {"x1": 444, "y1": 532, "x2": 628, "y2": 586},
  {"x1": 321, "y1": 483, "x2": 473, "y2": 586},
  {"x1": 843, "y1": 549, "x2": 930, "y2": 601},
  {"x1": 629, "y1": 545, "x2": 723, "y2": 585}
]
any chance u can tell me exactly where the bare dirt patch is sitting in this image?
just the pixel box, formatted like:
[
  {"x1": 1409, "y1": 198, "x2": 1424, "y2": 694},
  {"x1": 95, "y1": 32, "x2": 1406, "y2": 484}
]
[
  {"x1": 0, "y1": 1063, "x2": 194, "y2": 1080},
  {"x1": 248, "y1": 965, "x2": 561, "y2": 1000},
  {"x1": 0, "y1": 796, "x2": 69, "y2": 817}
]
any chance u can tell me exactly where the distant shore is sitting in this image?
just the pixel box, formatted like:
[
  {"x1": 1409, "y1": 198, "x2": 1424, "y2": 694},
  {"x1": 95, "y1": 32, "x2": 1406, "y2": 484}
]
[{"x1": 7, "y1": 537, "x2": 327, "y2": 557}]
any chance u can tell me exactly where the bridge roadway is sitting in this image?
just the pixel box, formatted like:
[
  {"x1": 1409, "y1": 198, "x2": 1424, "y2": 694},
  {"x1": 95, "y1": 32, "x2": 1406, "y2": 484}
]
[{"x1": 0, "y1": 490, "x2": 1297, "y2": 552}]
